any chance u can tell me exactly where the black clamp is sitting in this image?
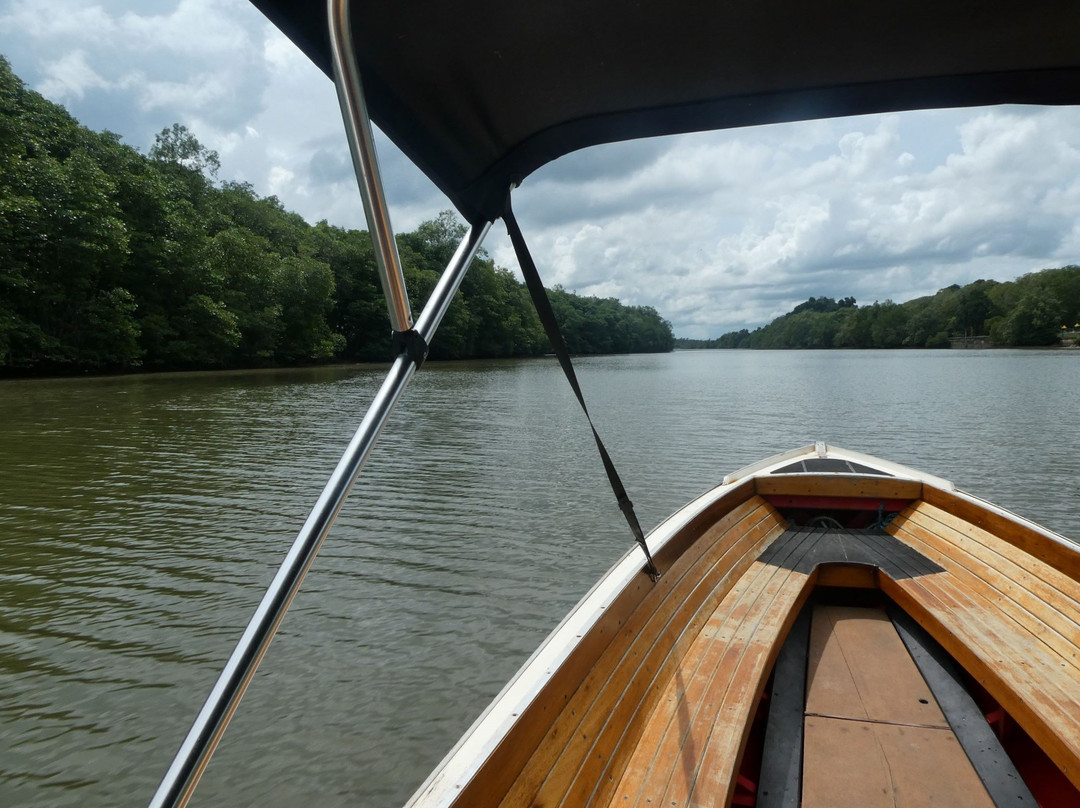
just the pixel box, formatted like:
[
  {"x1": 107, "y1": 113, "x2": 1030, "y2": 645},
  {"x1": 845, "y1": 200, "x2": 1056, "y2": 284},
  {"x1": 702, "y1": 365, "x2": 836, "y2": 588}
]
[{"x1": 392, "y1": 328, "x2": 429, "y2": 369}]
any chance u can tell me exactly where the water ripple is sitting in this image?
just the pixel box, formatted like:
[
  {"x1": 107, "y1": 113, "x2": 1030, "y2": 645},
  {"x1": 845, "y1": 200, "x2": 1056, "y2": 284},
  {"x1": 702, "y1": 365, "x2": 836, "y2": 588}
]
[{"x1": 0, "y1": 353, "x2": 1077, "y2": 807}]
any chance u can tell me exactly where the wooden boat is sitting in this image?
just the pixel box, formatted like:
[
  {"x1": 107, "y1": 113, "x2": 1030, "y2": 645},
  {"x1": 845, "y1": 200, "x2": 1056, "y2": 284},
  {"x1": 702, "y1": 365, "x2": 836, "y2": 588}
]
[
  {"x1": 150, "y1": 2, "x2": 1080, "y2": 807},
  {"x1": 404, "y1": 444, "x2": 1080, "y2": 807}
]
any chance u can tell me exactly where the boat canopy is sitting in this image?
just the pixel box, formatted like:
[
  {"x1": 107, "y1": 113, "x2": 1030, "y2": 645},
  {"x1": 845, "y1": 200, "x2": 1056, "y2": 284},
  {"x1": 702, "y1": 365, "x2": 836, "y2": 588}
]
[{"x1": 252, "y1": 0, "x2": 1080, "y2": 224}]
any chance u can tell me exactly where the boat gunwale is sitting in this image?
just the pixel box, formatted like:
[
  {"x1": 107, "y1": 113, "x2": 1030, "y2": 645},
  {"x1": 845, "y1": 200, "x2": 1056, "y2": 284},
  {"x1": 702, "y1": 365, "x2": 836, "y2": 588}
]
[{"x1": 404, "y1": 479, "x2": 758, "y2": 808}]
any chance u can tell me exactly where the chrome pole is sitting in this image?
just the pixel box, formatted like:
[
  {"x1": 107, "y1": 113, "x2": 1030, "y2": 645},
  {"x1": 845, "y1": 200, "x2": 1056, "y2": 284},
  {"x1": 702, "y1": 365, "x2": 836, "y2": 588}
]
[
  {"x1": 147, "y1": 221, "x2": 489, "y2": 808},
  {"x1": 328, "y1": 0, "x2": 413, "y2": 333}
]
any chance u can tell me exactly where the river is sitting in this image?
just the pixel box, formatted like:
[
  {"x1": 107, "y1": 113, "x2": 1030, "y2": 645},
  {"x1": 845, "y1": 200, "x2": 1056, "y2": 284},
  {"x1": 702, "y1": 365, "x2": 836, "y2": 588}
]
[{"x1": 1, "y1": 349, "x2": 1077, "y2": 807}]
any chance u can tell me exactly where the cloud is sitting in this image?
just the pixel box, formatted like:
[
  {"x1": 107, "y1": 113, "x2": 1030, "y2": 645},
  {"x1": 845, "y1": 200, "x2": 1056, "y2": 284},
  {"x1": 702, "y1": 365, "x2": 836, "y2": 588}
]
[
  {"x1": 3, "y1": 1, "x2": 1079, "y2": 339},
  {"x1": 491, "y1": 107, "x2": 1080, "y2": 336},
  {"x1": 37, "y1": 49, "x2": 108, "y2": 99},
  {"x1": 3, "y1": 0, "x2": 268, "y2": 136}
]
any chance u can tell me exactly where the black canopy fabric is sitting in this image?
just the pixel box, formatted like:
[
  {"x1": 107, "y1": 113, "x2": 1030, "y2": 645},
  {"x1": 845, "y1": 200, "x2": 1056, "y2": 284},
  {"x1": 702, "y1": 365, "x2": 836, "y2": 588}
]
[{"x1": 251, "y1": 1, "x2": 1080, "y2": 224}]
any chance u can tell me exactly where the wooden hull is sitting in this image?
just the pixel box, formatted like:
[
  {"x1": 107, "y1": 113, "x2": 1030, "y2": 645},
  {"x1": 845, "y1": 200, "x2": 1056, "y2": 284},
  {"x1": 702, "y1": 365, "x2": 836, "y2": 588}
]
[{"x1": 406, "y1": 445, "x2": 1080, "y2": 808}]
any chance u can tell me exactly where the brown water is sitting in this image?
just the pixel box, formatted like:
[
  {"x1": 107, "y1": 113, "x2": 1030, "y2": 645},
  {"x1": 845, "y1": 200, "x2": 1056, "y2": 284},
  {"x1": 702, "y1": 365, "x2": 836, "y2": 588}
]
[{"x1": 1, "y1": 350, "x2": 1077, "y2": 807}]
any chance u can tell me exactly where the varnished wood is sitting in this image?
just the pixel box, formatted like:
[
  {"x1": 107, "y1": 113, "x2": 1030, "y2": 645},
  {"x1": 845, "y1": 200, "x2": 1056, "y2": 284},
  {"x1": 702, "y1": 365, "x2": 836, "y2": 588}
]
[
  {"x1": 891, "y1": 507, "x2": 1080, "y2": 676},
  {"x1": 449, "y1": 482, "x2": 762, "y2": 808},
  {"x1": 901, "y1": 502, "x2": 1080, "y2": 623},
  {"x1": 923, "y1": 484, "x2": 1080, "y2": 582},
  {"x1": 815, "y1": 563, "x2": 877, "y2": 589},
  {"x1": 484, "y1": 495, "x2": 787, "y2": 808},
  {"x1": 605, "y1": 530, "x2": 823, "y2": 808},
  {"x1": 877, "y1": 520, "x2": 1080, "y2": 792},
  {"x1": 755, "y1": 475, "x2": 922, "y2": 500},
  {"x1": 533, "y1": 504, "x2": 787, "y2": 808},
  {"x1": 424, "y1": 466, "x2": 1080, "y2": 808}
]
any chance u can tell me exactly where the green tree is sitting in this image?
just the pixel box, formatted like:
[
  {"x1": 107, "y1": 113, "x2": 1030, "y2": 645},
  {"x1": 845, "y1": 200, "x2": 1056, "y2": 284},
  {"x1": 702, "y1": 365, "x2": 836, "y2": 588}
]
[
  {"x1": 993, "y1": 293, "x2": 1064, "y2": 346},
  {"x1": 150, "y1": 123, "x2": 220, "y2": 178},
  {"x1": 0, "y1": 59, "x2": 673, "y2": 374}
]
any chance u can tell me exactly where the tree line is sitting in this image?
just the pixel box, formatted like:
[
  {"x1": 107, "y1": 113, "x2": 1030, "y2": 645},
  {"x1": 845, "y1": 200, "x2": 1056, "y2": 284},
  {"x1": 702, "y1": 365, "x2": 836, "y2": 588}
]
[
  {"x1": 676, "y1": 269, "x2": 1080, "y2": 350},
  {"x1": 0, "y1": 56, "x2": 673, "y2": 375}
]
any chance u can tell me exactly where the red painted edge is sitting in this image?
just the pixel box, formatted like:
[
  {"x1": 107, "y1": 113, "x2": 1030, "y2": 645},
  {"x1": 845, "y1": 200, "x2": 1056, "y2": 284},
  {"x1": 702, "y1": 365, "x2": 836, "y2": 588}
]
[{"x1": 763, "y1": 495, "x2": 913, "y2": 511}]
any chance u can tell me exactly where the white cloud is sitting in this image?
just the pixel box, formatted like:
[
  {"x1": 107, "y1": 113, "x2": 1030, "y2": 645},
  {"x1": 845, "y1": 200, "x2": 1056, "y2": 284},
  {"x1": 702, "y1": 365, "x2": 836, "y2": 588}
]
[
  {"x1": 117, "y1": 0, "x2": 249, "y2": 56},
  {"x1": 3, "y1": 1, "x2": 1079, "y2": 339},
  {"x1": 136, "y1": 72, "x2": 230, "y2": 111},
  {"x1": 0, "y1": 0, "x2": 117, "y2": 39},
  {"x1": 37, "y1": 50, "x2": 108, "y2": 99},
  {"x1": 497, "y1": 107, "x2": 1080, "y2": 336}
]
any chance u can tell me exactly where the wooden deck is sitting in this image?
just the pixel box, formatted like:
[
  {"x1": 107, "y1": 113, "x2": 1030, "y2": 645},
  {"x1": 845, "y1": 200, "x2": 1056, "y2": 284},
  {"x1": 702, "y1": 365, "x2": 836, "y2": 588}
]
[
  {"x1": 427, "y1": 477, "x2": 1080, "y2": 808},
  {"x1": 459, "y1": 490, "x2": 791, "y2": 808},
  {"x1": 599, "y1": 527, "x2": 975, "y2": 808},
  {"x1": 801, "y1": 605, "x2": 994, "y2": 807}
]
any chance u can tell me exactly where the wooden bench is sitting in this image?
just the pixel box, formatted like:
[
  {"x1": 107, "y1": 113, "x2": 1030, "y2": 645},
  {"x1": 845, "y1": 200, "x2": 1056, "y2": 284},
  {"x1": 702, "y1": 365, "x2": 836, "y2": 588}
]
[
  {"x1": 601, "y1": 527, "x2": 828, "y2": 808},
  {"x1": 885, "y1": 501, "x2": 1080, "y2": 791}
]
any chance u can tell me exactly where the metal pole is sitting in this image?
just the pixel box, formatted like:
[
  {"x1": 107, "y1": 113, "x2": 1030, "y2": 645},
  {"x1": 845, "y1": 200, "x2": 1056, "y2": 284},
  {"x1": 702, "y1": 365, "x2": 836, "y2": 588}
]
[
  {"x1": 328, "y1": 0, "x2": 413, "y2": 333},
  {"x1": 147, "y1": 221, "x2": 489, "y2": 808}
]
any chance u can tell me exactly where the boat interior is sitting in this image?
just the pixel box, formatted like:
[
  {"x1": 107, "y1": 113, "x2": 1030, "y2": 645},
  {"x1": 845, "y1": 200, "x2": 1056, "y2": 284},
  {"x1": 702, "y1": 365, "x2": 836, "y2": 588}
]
[{"x1": 407, "y1": 448, "x2": 1080, "y2": 808}]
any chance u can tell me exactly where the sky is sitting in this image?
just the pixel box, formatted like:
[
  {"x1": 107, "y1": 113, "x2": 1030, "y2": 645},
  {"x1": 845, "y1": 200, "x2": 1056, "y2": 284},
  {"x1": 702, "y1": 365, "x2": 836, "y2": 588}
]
[{"x1": 2, "y1": 0, "x2": 1079, "y2": 338}]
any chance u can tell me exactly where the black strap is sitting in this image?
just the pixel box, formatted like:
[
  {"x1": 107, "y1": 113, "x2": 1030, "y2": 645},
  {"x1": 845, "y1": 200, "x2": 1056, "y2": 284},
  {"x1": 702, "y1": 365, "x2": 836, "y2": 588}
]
[{"x1": 503, "y1": 195, "x2": 660, "y2": 581}]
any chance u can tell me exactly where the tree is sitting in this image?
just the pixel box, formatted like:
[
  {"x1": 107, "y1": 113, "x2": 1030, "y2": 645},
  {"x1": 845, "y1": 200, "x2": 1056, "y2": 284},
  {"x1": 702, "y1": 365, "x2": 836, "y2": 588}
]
[
  {"x1": 149, "y1": 123, "x2": 220, "y2": 178},
  {"x1": 0, "y1": 58, "x2": 674, "y2": 374},
  {"x1": 993, "y1": 293, "x2": 1064, "y2": 346}
]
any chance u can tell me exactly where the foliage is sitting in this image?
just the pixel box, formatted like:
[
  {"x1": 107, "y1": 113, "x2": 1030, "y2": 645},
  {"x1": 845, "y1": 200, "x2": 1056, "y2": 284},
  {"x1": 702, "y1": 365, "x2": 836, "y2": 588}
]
[
  {"x1": 0, "y1": 57, "x2": 673, "y2": 374},
  {"x1": 677, "y1": 268, "x2": 1080, "y2": 350}
]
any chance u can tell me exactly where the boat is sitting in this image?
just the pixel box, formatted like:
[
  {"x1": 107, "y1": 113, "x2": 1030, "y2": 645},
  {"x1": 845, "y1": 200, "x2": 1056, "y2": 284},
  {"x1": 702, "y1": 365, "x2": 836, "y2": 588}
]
[
  {"x1": 149, "y1": 1, "x2": 1080, "y2": 806},
  {"x1": 403, "y1": 443, "x2": 1080, "y2": 807}
]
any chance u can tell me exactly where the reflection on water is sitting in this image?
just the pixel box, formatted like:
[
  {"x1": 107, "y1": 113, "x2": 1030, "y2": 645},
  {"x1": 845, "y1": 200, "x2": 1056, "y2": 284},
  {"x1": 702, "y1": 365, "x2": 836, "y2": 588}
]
[{"x1": 0, "y1": 351, "x2": 1077, "y2": 807}]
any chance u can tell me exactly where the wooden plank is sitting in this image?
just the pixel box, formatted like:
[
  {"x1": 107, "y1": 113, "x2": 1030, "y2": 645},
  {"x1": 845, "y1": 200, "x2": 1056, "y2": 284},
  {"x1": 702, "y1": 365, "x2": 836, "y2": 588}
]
[
  {"x1": 816, "y1": 563, "x2": 877, "y2": 589},
  {"x1": 757, "y1": 608, "x2": 811, "y2": 808},
  {"x1": 923, "y1": 484, "x2": 1080, "y2": 583},
  {"x1": 802, "y1": 716, "x2": 995, "y2": 808},
  {"x1": 763, "y1": 494, "x2": 912, "y2": 511},
  {"x1": 877, "y1": 539, "x2": 1080, "y2": 737},
  {"x1": 486, "y1": 497, "x2": 783, "y2": 808},
  {"x1": 891, "y1": 513, "x2": 1080, "y2": 677},
  {"x1": 681, "y1": 560, "x2": 818, "y2": 807},
  {"x1": 879, "y1": 574, "x2": 1080, "y2": 791},
  {"x1": 805, "y1": 605, "x2": 947, "y2": 728},
  {"x1": 902, "y1": 502, "x2": 1080, "y2": 624},
  {"x1": 755, "y1": 475, "x2": 922, "y2": 500},
  {"x1": 891, "y1": 608, "x2": 1037, "y2": 806},
  {"x1": 653, "y1": 478, "x2": 758, "y2": 571},
  {"x1": 606, "y1": 528, "x2": 820, "y2": 808},
  {"x1": 508, "y1": 501, "x2": 786, "y2": 808},
  {"x1": 543, "y1": 509, "x2": 790, "y2": 808}
]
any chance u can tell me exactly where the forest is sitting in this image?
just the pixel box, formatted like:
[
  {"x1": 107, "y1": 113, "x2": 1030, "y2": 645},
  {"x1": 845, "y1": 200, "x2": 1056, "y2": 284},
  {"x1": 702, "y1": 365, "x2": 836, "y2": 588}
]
[
  {"x1": 0, "y1": 56, "x2": 674, "y2": 376},
  {"x1": 677, "y1": 269, "x2": 1080, "y2": 350}
]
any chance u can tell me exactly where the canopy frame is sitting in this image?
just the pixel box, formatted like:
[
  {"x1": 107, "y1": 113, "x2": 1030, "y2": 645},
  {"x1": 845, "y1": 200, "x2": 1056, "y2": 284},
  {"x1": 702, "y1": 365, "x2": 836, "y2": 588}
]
[{"x1": 146, "y1": 3, "x2": 490, "y2": 805}]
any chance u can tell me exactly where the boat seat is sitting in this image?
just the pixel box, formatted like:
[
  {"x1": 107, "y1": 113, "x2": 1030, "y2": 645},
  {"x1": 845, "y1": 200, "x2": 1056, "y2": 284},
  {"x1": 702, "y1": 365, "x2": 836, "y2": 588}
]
[
  {"x1": 450, "y1": 496, "x2": 1080, "y2": 808},
  {"x1": 884, "y1": 501, "x2": 1080, "y2": 792},
  {"x1": 602, "y1": 526, "x2": 830, "y2": 808}
]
